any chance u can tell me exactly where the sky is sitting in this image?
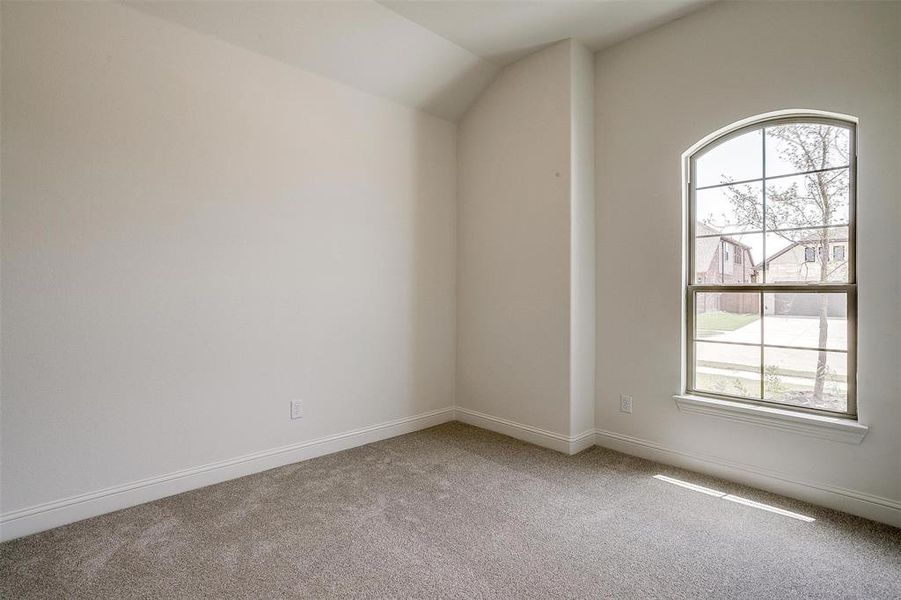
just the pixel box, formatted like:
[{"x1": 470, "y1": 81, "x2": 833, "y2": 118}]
[{"x1": 694, "y1": 125, "x2": 850, "y2": 265}]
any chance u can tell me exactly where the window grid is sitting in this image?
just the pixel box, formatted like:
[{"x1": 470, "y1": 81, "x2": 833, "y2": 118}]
[
  {"x1": 695, "y1": 223, "x2": 852, "y2": 240},
  {"x1": 760, "y1": 126, "x2": 766, "y2": 399},
  {"x1": 694, "y1": 164, "x2": 849, "y2": 192},
  {"x1": 690, "y1": 290, "x2": 850, "y2": 399},
  {"x1": 686, "y1": 116, "x2": 857, "y2": 418}
]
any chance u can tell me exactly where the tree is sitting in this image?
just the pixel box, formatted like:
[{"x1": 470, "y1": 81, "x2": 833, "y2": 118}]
[{"x1": 722, "y1": 124, "x2": 849, "y2": 406}]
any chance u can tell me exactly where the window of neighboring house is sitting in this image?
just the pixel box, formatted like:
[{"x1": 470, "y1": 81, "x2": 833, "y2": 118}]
[
  {"x1": 834, "y1": 245, "x2": 845, "y2": 261},
  {"x1": 688, "y1": 115, "x2": 856, "y2": 418}
]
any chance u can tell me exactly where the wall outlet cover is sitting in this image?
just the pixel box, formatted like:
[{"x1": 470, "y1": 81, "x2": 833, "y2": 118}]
[{"x1": 290, "y1": 399, "x2": 304, "y2": 420}]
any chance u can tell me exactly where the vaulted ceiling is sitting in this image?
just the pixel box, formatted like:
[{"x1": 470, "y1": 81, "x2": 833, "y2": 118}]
[
  {"x1": 378, "y1": 0, "x2": 710, "y2": 66},
  {"x1": 127, "y1": 1, "x2": 711, "y2": 121}
]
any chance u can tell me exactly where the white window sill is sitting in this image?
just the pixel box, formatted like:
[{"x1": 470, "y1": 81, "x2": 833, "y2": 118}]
[{"x1": 673, "y1": 394, "x2": 869, "y2": 444}]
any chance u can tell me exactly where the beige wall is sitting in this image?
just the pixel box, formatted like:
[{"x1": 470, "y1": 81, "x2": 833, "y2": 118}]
[
  {"x1": 1, "y1": 2, "x2": 456, "y2": 515},
  {"x1": 457, "y1": 40, "x2": 595, "y2": 437},
  {"x1": 456, "y1": 41, "x2": 572, "y2": 435},
  {"x1": 595, "y1": 1, "x2": 901, "y2": 509},
  {"x1": 4, "y1": 0, "x2": 899, "y2": 537}
]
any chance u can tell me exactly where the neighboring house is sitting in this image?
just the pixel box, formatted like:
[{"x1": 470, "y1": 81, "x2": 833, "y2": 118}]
[
  {"x1": 695, "y1": 223, "x2": 758, "y2": 285},
  {"x1": 759, "y1": 230, "x2": 849, "y2": 317},
  {"x1": 761, "y1": 231, "x2": 849, "y2": 284},
  {"x1": 695, "y1": 223, "x2": 758, "y2": 314},
  {"x1": 693, "y1": 226, "x2": 849, "y2": 318}
]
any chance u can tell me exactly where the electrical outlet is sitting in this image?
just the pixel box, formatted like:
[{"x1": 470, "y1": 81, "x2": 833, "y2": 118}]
[
  {"x1": 620, "y1": 395, "x2": 633, "y2": 414},
  {"x1": 290, "y1": 399, "x2": 304, "y2": 420}
]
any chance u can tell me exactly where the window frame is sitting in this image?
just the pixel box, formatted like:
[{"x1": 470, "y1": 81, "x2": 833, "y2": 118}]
[{"x1": 685, "y1": 115, "x2": 857, "y2": 419}]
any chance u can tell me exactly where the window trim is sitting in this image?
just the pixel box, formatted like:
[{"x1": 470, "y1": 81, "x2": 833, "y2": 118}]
[
  {"x1": 673, "y1": 393, "x2": 868, "y2": 444},
  {"x1": 685, "y1": 114, "x2": 858, "y2": 419}
]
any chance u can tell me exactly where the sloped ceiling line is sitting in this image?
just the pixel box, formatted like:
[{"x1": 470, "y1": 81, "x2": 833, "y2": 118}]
[{"x1": 126, "y1": 0, "x2": 711, "y2": 122}]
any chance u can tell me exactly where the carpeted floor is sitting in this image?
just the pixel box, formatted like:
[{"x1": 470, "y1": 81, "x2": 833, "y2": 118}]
[{"x1": 1, "y1": 422, "x2": 899, "y2": 599}]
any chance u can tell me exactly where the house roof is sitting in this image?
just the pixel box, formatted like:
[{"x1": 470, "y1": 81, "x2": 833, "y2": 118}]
[{"x1": 695, "y1": 222, "x2": 756, "y2": 271}]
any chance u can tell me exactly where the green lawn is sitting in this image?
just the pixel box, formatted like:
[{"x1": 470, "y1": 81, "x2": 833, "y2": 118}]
[
  {"x1": 696, "y1": 311, "x2": 758, "y2": 336},
  {"x1": 694, "y1": 372, "x2": 847, "y2": 400}
]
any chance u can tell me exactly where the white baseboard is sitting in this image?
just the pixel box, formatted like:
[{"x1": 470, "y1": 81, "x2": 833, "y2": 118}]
[
  {"x1": 5, "y1": 407, "x2": 898, "y2": 543},
  {"x1": 594, "y1": 428, "x2": 901, "y2": 528},
  {"x1": 454, "y1": 406, "x2": 593, "y2": 455},
  {"x1": 0, "y1": 407, "x2": 456, "y2": 542},
  {"x1": 569, "y1": 429, "x2": 597, "y2": 454}
]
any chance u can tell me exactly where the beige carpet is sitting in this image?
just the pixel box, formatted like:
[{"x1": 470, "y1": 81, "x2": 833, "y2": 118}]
[{"x1": 1, "y1": 422, "x2": 899, "y2": 599}]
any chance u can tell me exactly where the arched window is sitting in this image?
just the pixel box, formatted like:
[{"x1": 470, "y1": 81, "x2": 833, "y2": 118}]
[{"x1": 686, "y1": 114, "x2": 856, "y2": 417}]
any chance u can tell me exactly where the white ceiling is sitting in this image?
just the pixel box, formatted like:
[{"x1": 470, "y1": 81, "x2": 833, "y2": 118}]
[
  {"x1": 127, "y1": 1, "x2": 712, "y2": 122},
  {"x1": 127, "y1": 1, "x2": 498, "y2": 122},
  {"x1": 378, "y1": 0, "x2": 712, "y2": 66}
]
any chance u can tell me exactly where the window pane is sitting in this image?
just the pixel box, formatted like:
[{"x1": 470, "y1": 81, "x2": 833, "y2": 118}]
[
  {"x1": 765, "y1": 123, "x2": 850, "y2": 178},
  {"x1": 694, "y1": 341, "x2": 761, "y2": 400},
  {"x1": 696, "y1": 183, "x2": 762, "y2": 234},
  {"x1": 694, "y1": 232, "x2": 761, "y2": 285},
  {"x1": 764, "y1": 226, "x2": 849, "y2": 283},
  {"x1": 695, "y1": 293, "x2": 760, "y2": 343},
  {"x1": 766, "y1": 168, "x2": 850, "y2": 230},
  {"x1": 763, "y1": 347, "x2": 847, "y2": 413},
  {"x1": 763, "y1": 293, "x2": 847, "y2": 351},
  {"x1": 696, "y1": 129, "x2": 762, "y2": 188},
  {"x1": 688, "y1": 119, "x2": 855, "y2": 414}
]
